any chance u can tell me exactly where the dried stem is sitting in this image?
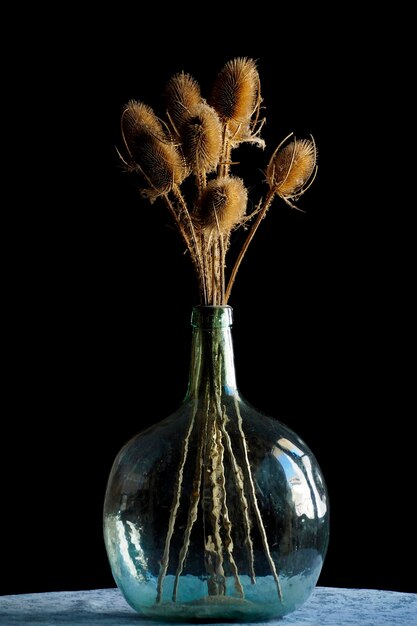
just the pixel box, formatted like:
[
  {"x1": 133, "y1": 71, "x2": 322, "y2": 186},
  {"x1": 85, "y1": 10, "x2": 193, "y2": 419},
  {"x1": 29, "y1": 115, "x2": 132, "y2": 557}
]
[
  {"x1": 156, "y1": 399, "x2": 198, "y2": 603},
  {"x1": 233, "y1": 395, "x2": 283, "y2": 601},
  {"x1": 218, "y1": 125, "x2": 230, "y2": 178},
  {"x1": 172, "y1": 406, "x2": 207, "y2": 601},
  {"x1": 207, "y1": 418, "x2": 226, "y2": 594},
  {"x1": 171, "y1": 185, "x2": 207, "y2": 303},
  {"x1": 224, "y1": 187, "x2": 276, "y2": 303},
  {"x1": 219, "y1": 411, "x2": 256, "y2": 586},
  {"x1": 211, "y1": 348, "x2": 244, "y2": 597}
]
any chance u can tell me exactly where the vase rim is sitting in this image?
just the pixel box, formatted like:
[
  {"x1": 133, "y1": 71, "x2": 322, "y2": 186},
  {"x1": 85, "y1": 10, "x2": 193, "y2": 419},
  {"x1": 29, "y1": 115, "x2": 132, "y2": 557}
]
[
  {"x1": 191, "y1": 304, "x2": 233, "y2": 328},
  {"x1": 193, "y1": 304, "x2": 233, "y2": 308}
]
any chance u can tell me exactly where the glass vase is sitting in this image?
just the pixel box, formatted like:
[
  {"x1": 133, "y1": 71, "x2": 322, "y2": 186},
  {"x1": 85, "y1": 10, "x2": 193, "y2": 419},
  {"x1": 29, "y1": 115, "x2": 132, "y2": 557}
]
[{"x1": 103, "y1": 305, "x2": 329, "y2": 621}]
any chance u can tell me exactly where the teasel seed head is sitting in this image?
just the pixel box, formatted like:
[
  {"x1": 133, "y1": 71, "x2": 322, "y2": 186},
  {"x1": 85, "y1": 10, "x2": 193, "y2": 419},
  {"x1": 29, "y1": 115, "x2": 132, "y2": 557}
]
[
  {"x1": 120, "y1": 99, "x2": 186, "y2": 200},
  {"x1": 181, "y1": 103, "x2": 222, "y2": 175},
  {"x1": 121, "y1": 100, "x2": 165, "y2": 145},
  {"x1": 267, "y1": 135, "x2": 317, "y2": 205},
  {"x1": 164, "y1": 72, "x2": 202, "y2": 133},
  {"x1": 198, "y1": 176, "x2": 247, "y2": 235},
  {"x1": 209, "y1": 57, "x2": 264, "y2": 146}
]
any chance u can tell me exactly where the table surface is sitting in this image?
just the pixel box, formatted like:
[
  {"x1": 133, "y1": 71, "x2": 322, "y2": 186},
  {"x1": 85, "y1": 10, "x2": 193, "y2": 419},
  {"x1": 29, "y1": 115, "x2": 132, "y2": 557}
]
[{"x1": 0, "y1": 586, "x2": 416, "y2": 626}]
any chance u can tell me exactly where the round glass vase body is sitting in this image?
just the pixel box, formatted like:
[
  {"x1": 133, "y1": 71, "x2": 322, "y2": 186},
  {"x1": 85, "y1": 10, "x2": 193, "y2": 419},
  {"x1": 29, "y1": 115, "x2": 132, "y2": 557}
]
[{"x1": 103, "y1": 306, "x2": 329, "y2": 621}]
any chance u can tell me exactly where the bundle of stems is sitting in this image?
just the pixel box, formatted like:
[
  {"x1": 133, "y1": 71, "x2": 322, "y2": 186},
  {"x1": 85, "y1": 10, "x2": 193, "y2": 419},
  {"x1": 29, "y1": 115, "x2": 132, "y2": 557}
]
[{"x1": 118, "y1": 57, "x2": 317, "y2": 305}]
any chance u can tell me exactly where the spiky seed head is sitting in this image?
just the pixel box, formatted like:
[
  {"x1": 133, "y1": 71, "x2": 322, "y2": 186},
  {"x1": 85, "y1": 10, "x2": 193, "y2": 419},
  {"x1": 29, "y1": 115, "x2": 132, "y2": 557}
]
[
  {"x1": 181, "y1": 103, "x2": 222, "y2": 174},
  {"x1": 267, "y1": 138, "x2": 317, "y2": 198},
  {"x1": 198, "y1": 176, "x2": 247, "y2": 235},
  {"x1": 121, "y1": 100, "x2": 165, "y2": 144},
  {"x1": 120, "y1": 100, "x2": 186, "y2": 199},
  {"x1": 209, "y1": 57, "x2": 260, "y2": 141},
  {"x1": 164, "y1": 72, "x2": 202, "y2": 132},
  {"x1": 130, "y1": 135, "x2": 186, "y2": 199}
]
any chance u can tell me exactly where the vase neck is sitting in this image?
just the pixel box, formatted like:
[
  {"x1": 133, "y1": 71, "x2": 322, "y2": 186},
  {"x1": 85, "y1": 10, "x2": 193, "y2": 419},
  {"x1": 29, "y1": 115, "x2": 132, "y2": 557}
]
[{"x1": 185, "y1": 305, "x2": 238, "y2": 400}]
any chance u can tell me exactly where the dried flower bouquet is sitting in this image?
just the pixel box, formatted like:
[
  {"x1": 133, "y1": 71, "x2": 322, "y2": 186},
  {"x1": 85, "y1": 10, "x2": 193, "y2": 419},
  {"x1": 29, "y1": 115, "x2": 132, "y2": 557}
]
[{"x1": 118, "y1": 57, "x2": 317, "y2": 305}]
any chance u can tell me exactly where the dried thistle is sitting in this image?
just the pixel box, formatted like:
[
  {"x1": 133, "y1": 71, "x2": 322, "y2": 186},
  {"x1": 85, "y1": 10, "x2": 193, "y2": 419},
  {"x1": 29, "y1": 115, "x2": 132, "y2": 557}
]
[
  {"x1": 198, "y1": 176, "x2": 247, "y2": 236},
  {"x1": 192, "y1": 176, "x2": 246, "y2": 304},
  {"x1": 118, "y1": 58, "x2": 318, "y2": 305},
  {"x1": 164, "y1": 72, "x2": 202, "y2": 133},
  {"x1": 181, "y1": 103, "x2": 222, "y2": 182},
  {"x1": 210, "y1": 57, "x2": 263, "y2": 147},
  {"x1": 120, "y1": 100, "x2": 186, "y2": 200},
  {"x1": 267, "y1": 135, "x2": 317, "y2": 208},
  {"x1": 121, "y1": 99, "x2": 165, "y2": 141}
]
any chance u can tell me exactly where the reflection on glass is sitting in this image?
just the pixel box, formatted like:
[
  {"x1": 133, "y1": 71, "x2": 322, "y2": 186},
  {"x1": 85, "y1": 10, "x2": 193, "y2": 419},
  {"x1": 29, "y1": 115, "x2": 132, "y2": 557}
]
[{"x1": 272, "y1": 438, "x2": 327, "y2": 519}]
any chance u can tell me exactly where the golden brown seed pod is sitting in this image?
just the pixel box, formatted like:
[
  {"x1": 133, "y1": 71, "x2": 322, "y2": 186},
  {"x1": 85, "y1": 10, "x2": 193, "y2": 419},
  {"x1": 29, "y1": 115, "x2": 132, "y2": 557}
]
[
  {"x1": 164, "y1": 72, "x2": 202, "y2": 132},
  {"x1": 119, "y1": 99, "x2": 186, "y2": 199},
  {"x1": 209, "y1": 57, "x2": 261, "y2": 143},
  {"x1": 181, "y1": 103, "x2": 222, "y2": 174},
  {"x1": 121, "y1": 100, "x2": 165, "y2": 146},
  {"x1": 267, "y1": 136, "x2": 317, "y2": 201},
  {"x1": 198, "y1": 176, "x2": 247, "y2": 235},
  {"x1": 129, "y1": 134, "x2": 186, "y2": 200}
]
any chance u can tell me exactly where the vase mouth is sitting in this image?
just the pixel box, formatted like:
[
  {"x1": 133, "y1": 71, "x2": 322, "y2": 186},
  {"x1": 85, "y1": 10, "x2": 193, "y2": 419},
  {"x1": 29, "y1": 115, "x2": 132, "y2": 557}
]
[{"x1": 191, "y1": 305, "x2": 233, "y2": 329}]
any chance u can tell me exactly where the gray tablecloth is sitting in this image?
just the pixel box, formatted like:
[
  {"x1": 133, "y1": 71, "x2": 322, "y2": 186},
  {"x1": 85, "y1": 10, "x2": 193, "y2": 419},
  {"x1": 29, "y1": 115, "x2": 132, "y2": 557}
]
[{"x1": 0, "y1": 587, "x2": 416, "y2": 625}]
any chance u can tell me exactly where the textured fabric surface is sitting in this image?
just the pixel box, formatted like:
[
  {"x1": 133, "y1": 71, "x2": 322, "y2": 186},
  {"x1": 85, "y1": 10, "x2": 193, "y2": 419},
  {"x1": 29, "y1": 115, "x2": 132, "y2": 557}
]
[{"x1": 0, "y1": 586, "x2": 416, "y2": 625}]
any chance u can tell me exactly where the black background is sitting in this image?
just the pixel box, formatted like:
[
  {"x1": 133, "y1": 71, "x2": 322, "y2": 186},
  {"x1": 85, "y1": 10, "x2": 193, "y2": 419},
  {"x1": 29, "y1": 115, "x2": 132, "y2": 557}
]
[{"x1": 3, "y1": 6, "x2": 415, "y2": 598}]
